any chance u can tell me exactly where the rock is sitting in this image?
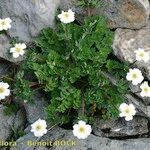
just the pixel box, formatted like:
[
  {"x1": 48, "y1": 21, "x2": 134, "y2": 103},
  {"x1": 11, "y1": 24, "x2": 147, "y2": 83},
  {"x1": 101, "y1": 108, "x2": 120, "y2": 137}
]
[
  {"x1": 0, "y1": 34, "x2": 11, "y2": 61},
  {"x1": 0, "y1": 59, "x2": 11, "y2": 76},
  {"x1": 0, "y1": 0, "x2": 60, "y2": 42},
  {"x1": 112, "y1": 26, "x2": 150, "y2": 106},
  {"x1": 52, "y1": 137, "x2": 150, "y2": 150},
  {"x1": 92, "y1": 116, "x2": 148, "y2": 138},
  {"x1": 10, "y1": 127, "x2": 150, "y2": 150},
  {"x1": 13, "y1": 108, "x2": 26, "y2": 130},
  {"x1": 100, "y1": 0, "x2": 150, "y2": 29},
  {"x1": 113, "y1": 26, "x2": 150, "y2": 80},
  {"x1": 0, "y1": 105, "x2": 26, "y2": 140},
  {"x1": 0, "y1": 34, "x2": 24, "y2": 63},
  {"x1": 24, "y1": 91, "x2": 48, "y2": 124},
  {"x1": 59, "y1": 0, "x2": 150, "y2": 29},
  {"x1": 10, "y1": 132, "x2": 37, "y2": 150},
  {"x1": 9, "y1": 127, "x2": 62, "y2": 150},
  {"x1": 1, "y1": 148, "x2": 7, "y2": 150}
]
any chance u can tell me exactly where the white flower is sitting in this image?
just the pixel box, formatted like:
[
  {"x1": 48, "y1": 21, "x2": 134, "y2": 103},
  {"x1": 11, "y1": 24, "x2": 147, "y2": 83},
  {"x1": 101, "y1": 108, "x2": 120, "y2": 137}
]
[
  {"x1": 126, "y1": 68, "x2": 144, "y2": 85},
  {"x1": 31, "y1": 118, "x2": 47, "y2": 137},
  {"x1": 58, "y1": 9, "x2": 75, "y2": 24},
  {"x1": 134, "y1": 48, "x2": 149, "y2": 62},
  {"x1": 24, "y1": 100, "x2": 28, "y2": 103},
  {"x1": 0, "y1": 82, "x2": 10, "y2": 100},
  {"x1": 73, "y1": 120, "x2": 92, "y2": 139},
  {"x1": 0, "y1": 18, "x2": 12, "y2": 31},
  {"x1": 10, "y1": 43, "x2": 27, "y2": 58},
  {"x1": 119, "y1": 103, "x2": 136, "y2": 121},
  {"x1": 140, "y1": 81, "x2": 150, "y2": 97}
]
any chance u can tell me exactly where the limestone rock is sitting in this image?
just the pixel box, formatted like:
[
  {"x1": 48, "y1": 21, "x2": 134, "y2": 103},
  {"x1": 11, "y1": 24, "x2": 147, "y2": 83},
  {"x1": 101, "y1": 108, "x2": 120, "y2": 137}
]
[
  {"x1": 10, "y1": 132, "x2": 37, "y2": 150},
  {"x1": 0, "y1": 0, "x2": 60, "y2": 42},
  {"x1": 0, "y1": 59, "x2": 11, "y2": 76},
  {"x1": 0, "y1": 105, "x2": 26, "y2": 140},
  {"x1": 24, "y1": 91, "x2": 48, "y2": 124},
  {"x1": 113, "y1": 26, "x2": 150, "y2": 80},
  {"x1": 10, "y1": 127, "x2": 150, "y2": 150},
  {"x1": 92, "y1": 116, "x2": 148, "y2": 138},
  {"x1": 13, "y1": 108, "x2": 26, "y2": 129}
]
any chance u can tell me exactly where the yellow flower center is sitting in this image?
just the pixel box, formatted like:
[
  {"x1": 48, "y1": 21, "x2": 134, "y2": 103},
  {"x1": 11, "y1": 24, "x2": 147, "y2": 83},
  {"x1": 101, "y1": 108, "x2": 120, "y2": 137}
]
[
  {"x1": 139, "y1": 53, "x2": 144, "y2": 57},
  {"x1": 132, "y1": 73, "x2": 137, "y2": 79},
  {"x1": 64, "y1": 13, "x2": 69, "y2": 18},
  {"x1": 1, "y1": 21, "x2": 6, "y2": 26},
  {"x1": 125, "y1": 108, "x2": 130, "y2": 114},
  {"x1": 79, "y1": 126, "x2": 85, "y2": 133},
  {"x1": 15, "y1": 47, "x2": 22, "y2": 52},
  {"x1": 36, "y1": 125, "x2": 42, "y2": 131},
  {"x1": 144, "y1": 87, "x2": 148, "y2": 92},
  {"x1": 0, "y1": 87, "x2": 4, "y2": 93}
]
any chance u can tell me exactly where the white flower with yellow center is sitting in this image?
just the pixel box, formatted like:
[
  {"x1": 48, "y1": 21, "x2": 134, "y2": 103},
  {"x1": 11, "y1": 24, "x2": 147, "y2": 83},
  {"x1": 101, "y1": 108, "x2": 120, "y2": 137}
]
[
  {"x1": 0, "y1": 18, "x2": 12, "y2": 31},
  {"x1": 58, "y1": 9, "x2": 75, "y2": 24},
  {"x1": 10, "y1": 43, "x2": 27, "y2": 58},
  {"x1": 119, "y1": 103, "x2": 136, "y2": 121},
  {"x1": 73, "y1": 120, "x2": 92, "y2": 139},
  {"x1": 126, "y1": 68, "x2": 144, "y2": 85},
  {"x1": 0, "y1": 82, "x2": 10, "y2": 100},
  {"x1": 140, "y1": 81, "x2": 150, "y2": 97},
  {"x1": 31, "y1": 118, "x2": 47, "y2": 137},
  {"x1": 134, "y1": 48, "x2": 149, "y2": 62}
]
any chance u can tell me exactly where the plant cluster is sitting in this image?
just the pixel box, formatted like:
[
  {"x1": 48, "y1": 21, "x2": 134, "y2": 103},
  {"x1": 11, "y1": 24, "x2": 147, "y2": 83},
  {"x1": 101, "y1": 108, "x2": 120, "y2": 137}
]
[
  {"x1": 15, "y1": 16, "x2": 129, "y2": 125},
  {"x1": 1, "y1": 0, "x2": 149, "y2": 140},
  {"x1": 77, "y1": 0, "x2": 103, "y2": 8}
]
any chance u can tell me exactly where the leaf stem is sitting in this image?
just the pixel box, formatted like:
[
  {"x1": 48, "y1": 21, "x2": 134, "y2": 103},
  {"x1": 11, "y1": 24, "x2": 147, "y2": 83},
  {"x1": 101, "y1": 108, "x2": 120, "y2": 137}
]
[{"x1": 0, "y1": 75, "x2": 14, "y2": 81}]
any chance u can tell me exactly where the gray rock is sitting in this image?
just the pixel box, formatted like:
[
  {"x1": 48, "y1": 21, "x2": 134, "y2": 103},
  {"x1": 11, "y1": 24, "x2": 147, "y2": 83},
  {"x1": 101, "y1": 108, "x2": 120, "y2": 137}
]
[
  {"x1": 0, "y1": 34, "x2": 11, "y2": 61},
  {"x1": 52, "y1": 137, "x2": 150, "y2": 150},
  {"x1": 112, "y1": 25, "x2": 150, "y2": 111},
  {"x1": 0, "y1": 59, "x2": 11, "y2": 76},
  {"x1": 0, "y1": 0, "x2": 60, "y2": 42},
  {"x1": 92, "y1": 116, "x2": 148, "y2": 138},
  {"x1": 9, "y1": 127, "x2": 61, "y2": 150},
  {"x1": 10, "y1": 132, "x2": 37, "y2": 150},
  {"x1": 10, "y1": 127, "x2": 150, "y2": 150},
  {"x1": 0, "y1": 148, "x2": 7, "y2": 150},
  {"x1": 113, "y1": 26, "x2": 150, "y2": 80},
  {"x1": 24, "y1": 91, "x2": 48, "y2": 124},
  {"x1": 0, "y1": 105, "x2": 26, "y2": 140},
  {"x1": 59, "y1": 0, "x2": 150, "y2": 29},
  {"x1": 14, "y1": 108, "x2": 26, "y2": 130}
]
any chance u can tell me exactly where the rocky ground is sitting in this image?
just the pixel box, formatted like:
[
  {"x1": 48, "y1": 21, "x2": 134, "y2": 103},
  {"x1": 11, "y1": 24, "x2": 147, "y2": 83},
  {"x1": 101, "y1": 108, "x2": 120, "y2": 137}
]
[{"x1": 0, "y1": 0, "x2": 150, "y2": 150}]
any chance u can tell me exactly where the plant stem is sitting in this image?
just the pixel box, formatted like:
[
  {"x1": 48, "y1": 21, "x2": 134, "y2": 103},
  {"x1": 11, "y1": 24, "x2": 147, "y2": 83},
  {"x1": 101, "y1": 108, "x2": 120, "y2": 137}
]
[
  {"x1": 129, "y1": 60, "x2": 137, "y2": 67},
  {"x1": 0, "y1": 75, "x2": 14, "y2": 81},
  {"x1": 62, "y1": 24, "x2": 69, "y2": 40},
  {"x1": 81, "y1": 91, "x2": 85, "y2": 116},
  {"x1": 47, "y1": 124, "x2": 57, "y2": 131}
]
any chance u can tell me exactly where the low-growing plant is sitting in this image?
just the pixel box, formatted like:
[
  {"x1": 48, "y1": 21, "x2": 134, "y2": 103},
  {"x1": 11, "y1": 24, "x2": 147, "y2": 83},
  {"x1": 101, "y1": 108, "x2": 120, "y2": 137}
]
[
  {"x1": 77, "y1": 0, "x2": 105, "y2": 8},
  {"x1": 14, "y1": 15, "x2": 129, "y2": 125}
]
